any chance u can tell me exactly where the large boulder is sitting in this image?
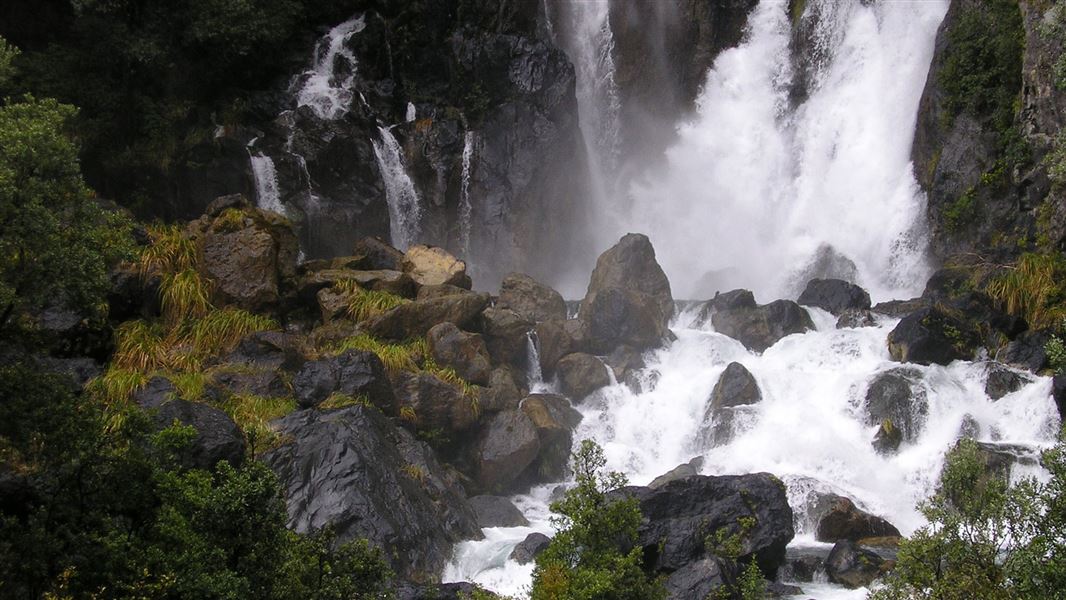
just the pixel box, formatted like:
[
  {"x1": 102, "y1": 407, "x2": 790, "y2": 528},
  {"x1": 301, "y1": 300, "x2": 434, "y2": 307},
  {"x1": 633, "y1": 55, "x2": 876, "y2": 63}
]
[
  {"x1": 475, "y1": 408, "x2": 541, "y2": 493},
  {"x1": 622, "y1": 473, "x2": 794, "y2": 577},
  {"x1": 663, "y1": 558, "x2": 729, "y2": 600},
  {"x1": 150, "y1": 399, "x2": 246, "y2": 470},
  {"x1": 533, "y1": 318, "x2": 589, "y2": 375},
  {"x1": 887, "y1": 307, "x2": 980, "y2": 366},
  {"x1": 264, "y1": 406, "x2": 482, "y2": 582},
  {"x1": 393, "y1": 371, "x2": 478, "y2": 433},
  {"x1": 208, "y1": 366, "x2": 290, "y2": 399},
  {"x1": 480, "y1": 367, "x2": 523, "y2": 414},
  {"x1": 520, "y1": 394, "x2": 582, "y2": 482},
  {"x1": 354, "y1": 236, "x2": 405, "y2": 271},
  {"x1": 194, "y1": 197, "x2": 299, "y2": 313},
  {"x1": 864, "y1": 368, "x2": 928, "y2": 453},
  {"x1": 580, "y1": 234, "x2": 674, "y2": 353},
  {"x1": 814, "y1": 495, "x2": 901, "y2": 543},
  {"x1": 467, "y1": 495, "x2": 529, "y2": 528},
  {"x1": 292, "y1": 350, "x2": 394, "y2": 410},
  {"x1": 397, "y1": 582, "x2": 499, "y2": 600},
  {"x1": 709, "y1": 297, "x2": 815, "y2": 353},
  {"x1": 797, "y1": 279, "x2": 871, "y2": 315},
  {"x1": 365, "y1": 292, "x2": 491, "y2": 340},
  {"x1": 509, "y1": 532, "x2": 551, "y2": 564},
  {"x1": 983, "y1": 362, "x2": 1030, "y2": 400},
  {"x1": 696, "y1": 363, "x2": 762, "y2": 448},
  {"x1": 825, "y1": 540, "x2": 891, "y2": 589},
  {"x1": 427, "y1": 322, "x2": 492, "y2": 386},
  {"x1": 224, "y1": 331, "x2": 305, "y2": 371},
  {"x1": 555, "y1": 352, "x2": 612, "y2": 402},
  {"x1": 402, "y1": 245, "x2": 472, "y2": 289},
  {"x1": 998, "y1": 329, "x2": 1052, "y2": 373},
  {"x1": 497, "y1": 273, "x2": 567, "y2": 322},
  {"x1": 478, "y1": 307, "x2": 535, "y2": 367}
]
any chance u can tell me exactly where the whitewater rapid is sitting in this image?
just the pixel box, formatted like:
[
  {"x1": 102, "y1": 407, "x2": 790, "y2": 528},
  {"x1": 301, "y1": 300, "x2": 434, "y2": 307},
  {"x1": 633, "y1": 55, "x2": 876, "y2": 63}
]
[{"x1": 443, "y1": 307, "x2": 1060, "y2": 598}]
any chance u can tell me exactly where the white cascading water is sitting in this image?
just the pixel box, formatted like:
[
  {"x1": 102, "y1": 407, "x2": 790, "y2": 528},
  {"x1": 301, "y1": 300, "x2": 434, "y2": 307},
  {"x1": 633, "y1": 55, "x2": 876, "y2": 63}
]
[
  {"x1": 443, "y1": 1, "x2": 1062, "y2": 598},
  {"x1": 621, "y1": 0, "x2": 944, "y2": 302},
  {"x1": 372, "y1": 126, "x2": 423, "y2": 250},
  {"x1": 459, "y1": 131, "x2": 477, "y2": 257},
  {"x1": 292, "y1": 16, "x2": 366, "y2": 120},
  {"x1": 247, "y1": 140, "x2": 286, "y2": 215}
]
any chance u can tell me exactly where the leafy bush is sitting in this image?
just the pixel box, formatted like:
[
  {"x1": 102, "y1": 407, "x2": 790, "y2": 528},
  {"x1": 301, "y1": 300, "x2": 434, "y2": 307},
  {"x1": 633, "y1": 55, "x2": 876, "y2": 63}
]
[
  {"x1": 530, "y1": 440, "x2": 665, "y2": 600},
  {"x1": 870, "y1": 435, "x2": 1066, "y2": 599},
  {"x1": 1047, "y1": 319, "x2": 1066, "y2": 375}
]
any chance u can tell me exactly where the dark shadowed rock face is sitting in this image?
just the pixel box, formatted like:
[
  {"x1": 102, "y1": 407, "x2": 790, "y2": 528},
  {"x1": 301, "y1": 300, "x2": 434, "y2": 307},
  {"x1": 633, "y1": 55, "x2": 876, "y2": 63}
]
[
  {"x1": 663, "y1": 557, "x2": 728, "y2": 600},
  {"x1": 365, "y1": 293, "x2": 491, "y2": 340},
  {"x1": 708, "y1": 296, "x2": 815, "y2": 353},
  {"x1": 397, "y1": 581, "x2": 500, "y2": 600},
  {"x1": 477, "y1": 307, "x2": 535, "y2": 368},
  {"x1": 709, "y1": 362, "x2": 761, "y2": 411},
  {"x1": 520, "y1": 394, "x2": 582, "y2": 483},
  {"x1": 393, "y1": 371, "x2": 477, "y2": 434},
  {"x1": 498, "y1": 272, "x2": 567, "y2": 323},
  {"x1": 427, "y1": 322, "x2": 492, "y2": 386},
  {"x1": 825, "y1": 540, "x2": 891, "y2": 589},
  {"x1": 814, "y1": 495, "x2": 901, "y2": 543},
  {"x1": 509, "y1": 532, "x2": 551, "y2": 565},
  {"x1": 555, "y1": 352, "x2": 611, "y2": 402},
  {"x1": 983, "y1": 362, "x2": 1030, "y2": 400},
  {"x1": 798, "y1": 279, "x2": 872, "y2": 315},
  {"x1": 264, "y1": 406, "x2": 481, "y2": 583},
  {"x1": 887, "y1": 307, "x2": 980, "y2": 366},
  {"x1": 292, "y1": 349, "x2": 394, "y2": 410},
  {"x1": 475, "y1": 408, "x2": 541, "y2": 493},
  {"x1": 151, "y1": 399, "x2": 246, "y2": 471},
  {"x1": 225, "y1": 331, "x2": 306, "y2": 371},
  {"x1": 621, "y1": 473, "x2": 794, "y2": 578},
  {"x1": 580, "y1": 234, "x2": 674, "y2": 353},
  {"x1": 468, "y1": 495, "x2": 529, "y2": 528},
  {"x1": 864, "y1": 367, "x2": 928, "y2": 453}
]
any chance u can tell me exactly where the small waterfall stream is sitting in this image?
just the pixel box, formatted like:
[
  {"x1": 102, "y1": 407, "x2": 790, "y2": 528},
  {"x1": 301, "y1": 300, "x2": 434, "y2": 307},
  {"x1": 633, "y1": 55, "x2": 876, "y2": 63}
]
[
  {"x1": 372, "y1": 126, "x2": 423, "y2": 250},
  {"x1": 459, "y1": 131, "x2": 477, "y2": 258},
  {"x1": 291, "y1": 16, "x2": 366, "y2": 120},
  {"x1": 247, "y1": 139, "x2": 285, "y2": 215}
]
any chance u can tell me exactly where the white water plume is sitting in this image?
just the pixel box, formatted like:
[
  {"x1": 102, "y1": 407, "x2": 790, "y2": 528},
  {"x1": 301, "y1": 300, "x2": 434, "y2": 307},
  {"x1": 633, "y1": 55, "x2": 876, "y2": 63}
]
[
  {"x1": 620, "y1": 0, "x2": 947, "y2": 302},
  {"x1": 372, "y1": 125, "x2": 423, "y2": 250},
  {"x1": 459, "y1": 131, "x2": 477, "y2": 258},
  {"x1": 247, "y1": 140, "x2": 285, "y2": 216},
  {"x1": 292, "y1": 16, "x2": 366, "y2": 120}
]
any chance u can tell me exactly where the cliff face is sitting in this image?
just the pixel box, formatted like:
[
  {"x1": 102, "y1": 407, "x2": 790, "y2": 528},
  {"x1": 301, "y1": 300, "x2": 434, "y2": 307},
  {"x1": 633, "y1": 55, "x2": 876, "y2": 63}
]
[{"x1": 911, "y1": 0, "x2": 1066, "y2": 264}]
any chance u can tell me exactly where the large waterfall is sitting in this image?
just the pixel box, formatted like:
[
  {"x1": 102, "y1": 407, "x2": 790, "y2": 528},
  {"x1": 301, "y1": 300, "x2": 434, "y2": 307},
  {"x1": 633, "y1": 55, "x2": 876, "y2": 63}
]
[
  {"x1": 442, "y1": 1, "x2": 1062, "y2": 597},
  {"x1": 372, "y1": 126, "x2": 423, "y2": 251}
]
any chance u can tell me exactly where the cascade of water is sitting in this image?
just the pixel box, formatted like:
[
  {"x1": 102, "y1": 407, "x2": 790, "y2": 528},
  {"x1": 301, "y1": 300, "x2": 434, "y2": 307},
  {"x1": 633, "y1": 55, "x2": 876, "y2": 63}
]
[
  {"x1": 291, "y1": 16, "x2": 366, "y2": 120},
  {"x1": 371, "y1": 126, "x2": 423, "y2": 250},
  {"x1": 247, "y1": 140, "x2": 285, "y2": 215},
  {"x1": 617, "y1": 0, "x2": 945, "y2": 303},
  {"x1": 525, "y1": 331, "x2": 551, "y2": 394},
  {"x1": 459, "y1": 131, "x2": 477, "y2": 257}
]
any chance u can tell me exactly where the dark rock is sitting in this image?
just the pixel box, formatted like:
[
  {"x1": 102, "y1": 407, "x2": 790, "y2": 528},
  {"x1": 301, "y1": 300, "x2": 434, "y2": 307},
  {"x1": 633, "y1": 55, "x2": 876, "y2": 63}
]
[
  {"x1": 580, "y1": 234, "x2": 674, "y2": 353},
  {"x1": 509, "y1": 532, "x2": 551, "y2": 564},
  {"x1": 984, "y1": 362, "x2": 1030, "y2": 400},
  {"x1": 767, "y1": 581, "x2": 804, "y2": 598},
  {"x1": 814, "y1": 495, "x2": 901, "y2": 543},
  {"x1": 365, "y1": 292, "x2": 491, "y2": 340},
  {"x1": 264, "y1": 406, "x2": 481, "y2": 582},
  {"x1": 864, "y1": 368, "x2": 927, "y2": 452},
  {"x1": 872, "y1": 298, "x2": 928, "y2": 318},
  {"x1": 825, "y1": 540, "x2": 890, "y2": 589},
  {"x1": 780, "y1": 546, "x2": 825, "y2": 583},
  {"x1": 710, "y1": 298, "x2": 815, "y2": 353},
  {"x1": 209, "y1": 367, "x2": 290, "y2": 399},
  {"x1": 354, "y1": 236, "x2": 405, "y2": 271},
  {"x1": 402, "y1": 245, "x2": 471, "y2": 289},
  {"x1": 108, "y1": 262, "x2": 161, "y2": 322},
  {"x1": 498, "y1": 272, "x2": 567, "y2": 322},
  {"x1": 152, "y1": 399, "x2": 246, "y2": 470},
  {"x1": 476, "y1": 408, "x2": 541, "y2": 493},
  {"x1": 533, "y1": 318, "x2": 589, "y2": 375},
  {"x1": 292, "y1": 350, "x2": 394, "y2": 410},
  {"x1": 205, "y1": 193, "x2": 249, "y2": 216},
  {"x1": 555, "y1": 352, "x2": 611, "y2": 401},
  {"x1": 224, "y1": 331, "x2": 305, "y2": 371},
  {"x1": 1055, "y1": 376, "x2": 1065, "y2": 419},
  {"x1": 837, "y1": 308, "x2": 878, "y2": 329},
  {"x1": 481, "y1": 368, "x2": 523, "y2": 414},
  {"x1": 663, "y1": 557, "x2": 728, "y2": 600},
  {"x1": 397, "y1": 581, "x2": 499, "y2": 600},
  {"x1": 416, "y1": 284, "x2": 472, "y2": 301},
  {"x1": 710, "y1": 362, "x2": 761, "y2": 411},
  {"x1": 998, "y1": 329, "x2": 1052, "y2": 373},
  {"x1": 427, "y1": 322, "x2": 492, "y2": 386},
  {"x1": 887, "y1": 307, "x2": 980, "y2": 365},
  {"x1": 649, "y1": 456, "x2": 705, "y2": 489},
  {"x1": 478, "y1": 307, "x2": 535, "y2": 367},
  {"x1": 38, "y1": 357, "x2": 103, "y2": 391},
  {"x1": 521, "y1": 394, "x2": 581, "y2": 482},
  {"x1": 798, "y1": 279, "x2": 872, "y2": 315},
  {"x1": 468, "y1": 495, "x2": 529, "y2": 528},
  {"x1": 133, "y1": 376, "x2": 180, "y2": 409},
  {"x1": 394, "y1": 371, "x2": 478, "y2": 433},
  {"x1": 623, "y1": 473, "x2": 794, "y2": 577},
  {"x1": 316, "y1": 286, "x2": 350, "y2": 322}
]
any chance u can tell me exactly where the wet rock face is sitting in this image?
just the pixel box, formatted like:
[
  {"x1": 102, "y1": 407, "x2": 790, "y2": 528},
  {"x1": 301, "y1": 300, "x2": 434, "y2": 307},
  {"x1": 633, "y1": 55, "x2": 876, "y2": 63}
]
[
  {"x1": 497, "y1": 273, "x2": 567, "y2": 323},
  {"x1": 887, "y1": 307, "x2": 980, "y2": 366},
  {"x1": 813, "y1": 494, "x2": 901, "y2": 543},
  {"x1": 707, "y1": 295, "x2": 815, "y2": 353},
  {"x1": 697, "y1": 363, "x2": 761, "y2": 448},
  {"x1": 150, "y1": 399, "x2": 246, "y2": 471},
  {"x1": 427, "y1": 322, "x2": 492, "y2": 386},
  {"x1": 264, "y1": 406, "x2": 481, "y2": 583},
  {"x1": 509, "y1": 532, "x2": 551, "y2": 565},
  {"x1": 364, "y1": 292, "x2": 491, "y2": 340},
  {"x1": 468, "y1": 495, "x2": 529, "y2": 528},
  {"x1": 864, "y1": 367, "x2": 928, "y2": 453},
  {"x1": 797, "y1": 279, "x2": 871, "y2": 315},
  {"x1": 555, "y1": 352, "x2": 611, "y2": 402},
  {"x1": 825, "y1": 540, "x2": 892, "y2": 589},
  {"x1": 475, "y1": 408, "x2": 541, "y2": 493},
  {"x1": 291, "y1": 349, "x2": 395, "y2": 410}
]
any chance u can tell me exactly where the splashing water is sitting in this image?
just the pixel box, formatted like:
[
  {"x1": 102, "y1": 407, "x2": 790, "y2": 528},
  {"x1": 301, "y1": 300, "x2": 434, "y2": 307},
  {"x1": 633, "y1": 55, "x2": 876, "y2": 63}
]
[
  {"x1": 292, "y1": 16, "x2": 366, "y2": 120},
  {"x1": 247, "y1": 140, "x2": 285, "y2": 215},
  {"x1": 372, "y1": 126, "x2": 423, "y2": 250},
  {"x1": 617, "y1": 0, "x2": 946, "y2": 302}
]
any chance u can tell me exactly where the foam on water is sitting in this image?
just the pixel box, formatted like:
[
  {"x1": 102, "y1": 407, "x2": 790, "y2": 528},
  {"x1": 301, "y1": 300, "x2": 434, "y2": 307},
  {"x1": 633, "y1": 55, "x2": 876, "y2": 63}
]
[{"x1": 292, "y1": 16, "x2": 366, "y2": 120}]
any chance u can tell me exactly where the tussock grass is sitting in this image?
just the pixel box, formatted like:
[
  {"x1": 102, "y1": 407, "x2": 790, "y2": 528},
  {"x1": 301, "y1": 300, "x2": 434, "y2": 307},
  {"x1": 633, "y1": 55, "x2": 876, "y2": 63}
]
[
  {"x1": 334, "y1": 280, "x2": 407, "y2": 322},
  {"x1": 424, "y1": 360, "x2": 481, "y2": 416},
  {"x1": 169, "y1": 371, "x2": 206, "y2": 401},
  {"x1": 114, "y1": 320, "x2": 171, "y2": 372},
  {"x1": 160, "y1": 268, "x2": 212, "y2": 323},
  {"x1": 987, "y1": 253, "x2": 1066, "y2": 330},
  {"x1": 138, "y1": 224, "x2": 196, "y2": 278},
  {"x1": 214, "y1": 208, "x2": 248, "y2": 232},
  {"x1": 319, "y1": 393, "x2": 372, "y2": 410},
  {"x1": 188, "y1": 308, "x2": 277, "y2": 358},
  {"x1": 221, "y1": 393, "x2": 296, "y2": 449},
  {"x1": 333, "y1": 334, "x2": 419, "y2": 374}
]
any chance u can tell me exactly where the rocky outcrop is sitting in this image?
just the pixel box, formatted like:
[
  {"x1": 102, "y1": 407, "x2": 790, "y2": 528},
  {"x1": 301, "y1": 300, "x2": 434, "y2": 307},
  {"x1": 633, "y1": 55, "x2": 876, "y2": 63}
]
[
  {"x1": 467, "y1": 495, "x2": 529, "y2": 528},
  {"x1": 520, "y1": 394, "x2": 581, "y2": 482},
  {"x1": 474, "y1": 408, "x2": 541, "y2": 493},
  {"x1": 397, "y1": 582, "x2": 500, "y2": 600},
  {"x1": 984, "y1": 361, "x2": 1030, "y2": 399},
  {"x1": 497, "y1": 273, "x2": 567, "y2": 323},
  {"x1": 555, "y1": 352, "x2": 611, "y2": 401},
  {"x1": 825, "y1": 540, "x2": 891, "y2": 589},
  {"x1": 292, "y1": 349, "x2": 395, "y2": 410},
  {"x1": 704, "y1": 292, "x2": 815, "y2": 353},
  {"x1": 264, "y1": 406, "x2": 481, "y2": 582},
  {"x1": 814, "y1": 495, "x2": 901, "y2": 543},
  {"x1": 797, "y1": 279, "x2": 871, "y2": 315},
  {"x1": 887, "y1": 306, "x2": 980, "y2": 365},
  {"x1": 393, "y1": 371, "x2": 478, "y2": 434},
  {"x1": 191, "y1": 195, "x2": 299, "y2": 313},
  {"x1": 427, "y1": 322, "x2": 492, "y2": 386},
  {"x1": 622, "y1": 473, "x2": 794, "y2": 578},
  {"x1": 477, "y1": 307, "x2": 535, "y2": 368},
  {"x1": 509, "y1": 532, "x2": 551, "y2": 564},
  {"x1": 365, "y1": 292, "x2": 491, "y2": 340},
  {"x1": 864, "y1": 368, "x2": 928, "y2": 453},
  {"x1": 149, "y1": 398, "x2": 246, "y2": 471},
  {"x1": 697, "y1": 363, "x2": 762, "y2": 448}
]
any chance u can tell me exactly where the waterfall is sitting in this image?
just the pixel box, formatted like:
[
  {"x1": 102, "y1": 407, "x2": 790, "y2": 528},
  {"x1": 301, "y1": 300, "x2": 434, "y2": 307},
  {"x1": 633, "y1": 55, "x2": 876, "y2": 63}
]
[
  {"x1": 459, "y1": 131, "x2": 477, "y2": 258},
  {"x1": 620, "y1": 0, "x2": 945, "y2": 302},
  {"x1": 371, "y1": 126, "x2": 423, "y2": 250},
  {"x1": 247, "y1": 140, "x2": 285, "y2": 215},
  {"x1": 291, "y1": 16, "x2": 366, "y2": 120},
  {"x1": 440, "y1": 2, "x2": 1066, "y2": 597},
  {"x1": 525, "y1": 331, "x2": 550, "y2": 394}
]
